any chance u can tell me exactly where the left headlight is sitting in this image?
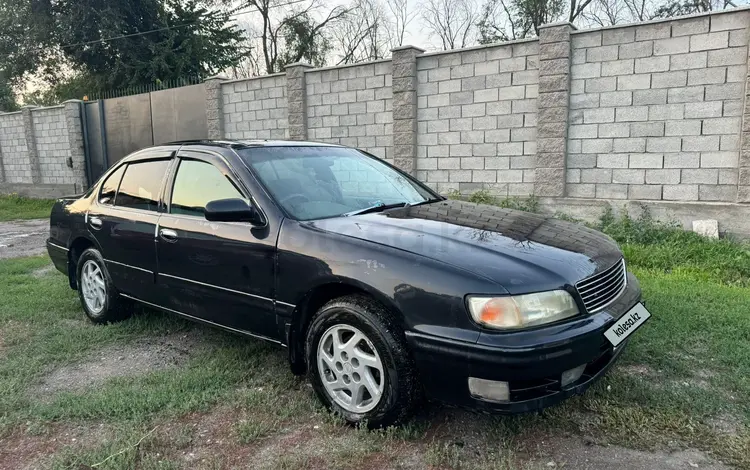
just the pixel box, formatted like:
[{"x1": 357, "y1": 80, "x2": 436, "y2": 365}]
[{"x1": 467, "y1": 290, "x2": 579, "y2": 330}]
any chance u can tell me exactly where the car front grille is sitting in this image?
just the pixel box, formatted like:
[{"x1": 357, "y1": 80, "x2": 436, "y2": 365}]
[{"x1": 576, "y1": 258, "x2": 627, "y2": 313}]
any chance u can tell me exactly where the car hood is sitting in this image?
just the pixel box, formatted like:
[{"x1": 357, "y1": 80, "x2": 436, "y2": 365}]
[{"x1": 308, "y1": 200, "x2": 623, "y2": 294}]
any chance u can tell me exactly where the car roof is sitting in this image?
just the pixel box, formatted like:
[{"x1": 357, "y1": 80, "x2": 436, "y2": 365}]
[
  {"x1": 117, "y1": 139, "x2": 348, "y2": 165},
  {"x1": 164, "y1": 139, "x2": 344, "y2": 149}
]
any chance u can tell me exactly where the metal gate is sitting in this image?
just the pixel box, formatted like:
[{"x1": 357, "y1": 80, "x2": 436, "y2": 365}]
[{"x1": 82, "y1": 84, "x2": 209, "y2": 182}]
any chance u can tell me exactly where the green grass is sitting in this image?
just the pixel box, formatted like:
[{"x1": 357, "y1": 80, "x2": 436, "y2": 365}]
[
  {"x1": 1, "y1": 203, "x2": 750, "y2": 468},
  {"x1": 0, "y1": 194, "x2": 55, "y2": 221}
]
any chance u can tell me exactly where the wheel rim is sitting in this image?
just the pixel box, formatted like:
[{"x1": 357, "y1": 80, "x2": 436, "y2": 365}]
[
  {"x1": 81, "y1": 260, "x2": 106, "y2": 315},
  {"x1": 318, "y1": 324, "x2": 385, "y2": 413}
]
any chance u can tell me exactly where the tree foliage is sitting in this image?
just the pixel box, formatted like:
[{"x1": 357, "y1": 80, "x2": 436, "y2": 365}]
[
  {"x1": 52, "y1": 0, "x2": 246, "y2": 89},
  {"x1": 478, "y1": 0, "x2": 564, "y2": 42},
  {"x1": 278, "y1": 12, "x2": 332, "y2": 67}
]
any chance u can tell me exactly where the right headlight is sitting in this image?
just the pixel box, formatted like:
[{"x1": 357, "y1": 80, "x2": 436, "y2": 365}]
[{"x1": 467, "y1": 290, "x2": 580, "y2": 330}]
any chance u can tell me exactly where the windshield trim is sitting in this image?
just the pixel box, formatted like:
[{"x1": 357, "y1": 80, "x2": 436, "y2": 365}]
[{"x1": 234, "y1": 146, "x2": 444, "y2": 222}]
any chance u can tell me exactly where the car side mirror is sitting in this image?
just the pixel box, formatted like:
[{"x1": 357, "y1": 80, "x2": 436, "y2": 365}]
[{"x1": 204, "y1": 198, "x2": 265, "y2": 226}]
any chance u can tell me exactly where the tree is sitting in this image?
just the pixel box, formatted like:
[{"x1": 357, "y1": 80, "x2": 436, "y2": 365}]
[
  {"x1": 236, "y1": 0, "x2": 347, "y2": 74},
  {"x1": 0, "y1": 0, "x2": 52, "y2": 107},
  {"x1": 652, "y1": 0, "x2": 736, "y2": 18},
  {"x1": 51, "y1": 0, "x2": 246, "y2": 90},
  {"x1": 385, "y1": 0, "x2": 416, "y2": 47},
  {"x1": 478, "y1": 0, "x2": 564, "y2": 42},
  {"x1": 420, "y1": 0, "x2": 478, "y2": 50},
  {"x1": 278, "y1": 12, "x2": 332, "y2": 67},
  {"x1": 0, "y1": 76, "x2": 18, "y2": 112},
  {"x1": 331, "y1": 0, "x2": 391, "y2": 64},
  {"x1": 581, "y1": 0, "x2": 630, "y2": 26}
]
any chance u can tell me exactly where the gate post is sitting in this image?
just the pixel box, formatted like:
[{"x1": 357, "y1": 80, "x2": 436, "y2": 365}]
[{"x1": 63, "y1": 100, "x2": 88, "y2": 190}]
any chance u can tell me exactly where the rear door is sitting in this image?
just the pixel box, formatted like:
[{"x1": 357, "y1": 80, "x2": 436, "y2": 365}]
[
  {"x1": 86, "y1": 153, "x2": 172, "y2": 302},
  {"x1": 155, "y1": 150, "x2": 279, "y2": 340}
]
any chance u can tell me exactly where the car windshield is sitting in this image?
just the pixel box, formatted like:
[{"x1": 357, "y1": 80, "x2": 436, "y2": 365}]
[{"x1": 237, "y1": 146, "x2": 437, "y2": 220}]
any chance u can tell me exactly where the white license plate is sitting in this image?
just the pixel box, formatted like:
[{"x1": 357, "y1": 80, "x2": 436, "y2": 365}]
[{"x1": 604, "y1": 303, "x2": 651, "y2": 347}]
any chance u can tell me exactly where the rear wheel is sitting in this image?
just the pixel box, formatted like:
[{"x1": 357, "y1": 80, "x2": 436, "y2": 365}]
[
  {"x1": 76, "y1": 248, "x2": 131, "y2": 324},
  {"x1": 306, "y1": 295, "x2": 420, "y2": 427}
]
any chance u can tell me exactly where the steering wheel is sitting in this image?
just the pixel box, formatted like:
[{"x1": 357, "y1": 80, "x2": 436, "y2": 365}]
[{"x1": 279, "y1": 193, "x2": 311, "y2": 206}]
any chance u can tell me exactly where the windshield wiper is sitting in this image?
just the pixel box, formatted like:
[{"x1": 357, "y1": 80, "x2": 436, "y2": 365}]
[
  {"x1": 409, "y1": 198, "x2": 442, "y2": 207},
  {"x1": 343, "y1": 202, "x2": 409, "y2": 217}
]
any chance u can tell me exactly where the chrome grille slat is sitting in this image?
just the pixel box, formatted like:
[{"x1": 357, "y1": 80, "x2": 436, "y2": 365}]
[
  {"x1": 583, "y1": 281, "x2": 627, "y2": 310},
  {"x1": 575, "y1": 259, "x2": 627, "y2": 313},
  {"x1": 576, "y1": 261, "x2": 622, "y2": 289},
  {"x1": 579, "y1": 270, "x2": 625, "y2": 298}
]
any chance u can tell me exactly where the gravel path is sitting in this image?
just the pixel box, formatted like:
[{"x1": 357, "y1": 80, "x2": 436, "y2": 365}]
[{"x1": 0, "y1": 219, "x2": 49, "y2": 259}]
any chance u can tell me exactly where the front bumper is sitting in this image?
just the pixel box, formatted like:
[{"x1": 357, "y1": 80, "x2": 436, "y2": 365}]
[{"x1": 406, "y1": 272, "x2": 642, "y2": 413}]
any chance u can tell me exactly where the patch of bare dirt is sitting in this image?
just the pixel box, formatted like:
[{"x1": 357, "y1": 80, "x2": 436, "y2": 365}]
[
  {"x1": 0, "y1": 219, "x2": 49, "y2": 259},
  {"x1": 0, "y1": 422, "x2": 111, "y2": 470},
  {"x1": 30, "y1": 264, "x2": 55, "y2": 278},
  {"x1": 32, "y1": 331, "x2": 208, "y2": 396},
  {"x1": 617, "y1": 363, "x2": 657, "y2": 377},
  {"x1": 525, "y1": 436, "x2": 730, "y2": 470},
  {"x1": 707, "y1": 414, "x2": 743, "y2": 436}
]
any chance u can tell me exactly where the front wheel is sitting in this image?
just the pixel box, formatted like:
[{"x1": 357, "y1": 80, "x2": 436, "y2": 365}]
[
  {"x1": 76, "y1": 248, "x2": 132, "y2": 324},
  {"x1": 305, "y1": 295, "x2": 420, "y2": 427}
]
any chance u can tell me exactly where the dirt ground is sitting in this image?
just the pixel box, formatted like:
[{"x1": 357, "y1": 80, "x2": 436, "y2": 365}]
[
  {"x1": 32, "y1": 331, "x2": 209, "y2": 397},
  {"x1": 4, "y1": 330, "x2": 732, "y2": 470},
  {"x1": 0, "y1": 219, "x2": 49, "y2": 259}
]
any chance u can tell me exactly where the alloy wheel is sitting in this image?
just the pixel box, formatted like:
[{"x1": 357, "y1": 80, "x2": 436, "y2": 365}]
[
  {"x1": 81, "y1": 260, "x2": 106, "y2": 315},
  {"x1": 317, "y1": 324, "x2": 385, "y2": 413}
]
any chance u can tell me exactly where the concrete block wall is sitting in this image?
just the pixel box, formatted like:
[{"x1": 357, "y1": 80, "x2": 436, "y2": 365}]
[
  {"x1": 305, "y1": 61, "x2": 394, "y2": 162},
  {"x1": 567, "y1": 11, "x2": 749, "y2": 202},
  {"x1": 32, "y1": 106, "x2": 74, "y2": 185},
  {"x1": 0, "y1": 112, "x2": 31, "y2": 184},
  {"x1": 414, "y1": 41, "x2": 540, "y2": 196},
  {"x1": 221, "y1": 74, "x2": 288, "y2": 140},
  {"x1": 3, "y1": 8, "x2": 750, "y2": 234}
]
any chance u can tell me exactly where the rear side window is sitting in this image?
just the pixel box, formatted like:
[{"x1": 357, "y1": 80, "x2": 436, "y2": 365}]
[
  {"x1": 115, "y1": 160, "x2": 170, "y2": 212},
  {"x1": 98, "y1": 165, "x2": 125, "y2": 205},
  {"x1": 170, "y1": 159, "x2": 243, "y2": 217}
]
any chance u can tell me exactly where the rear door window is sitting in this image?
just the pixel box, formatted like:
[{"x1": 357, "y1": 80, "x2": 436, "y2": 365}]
[
  {"x1": 115, "y1": 160, "x2": 170, "y2": 212},
  {"x1": 98, "y1": 165, "x2": 126, "y2": 205}
]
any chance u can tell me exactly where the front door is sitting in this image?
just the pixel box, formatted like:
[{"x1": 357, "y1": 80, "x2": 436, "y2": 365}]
[
  {"x1": 155, "y1": 151, "x2": 278, "y2": 340},
  {"x1": 87, "y1": 157, "x2": 172, "y2": 301}
]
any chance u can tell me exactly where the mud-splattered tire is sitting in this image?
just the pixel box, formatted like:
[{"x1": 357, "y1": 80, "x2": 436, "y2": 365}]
[
  {"x1": 76, "y1": 248, "x2": 131, "y2": 324},
  {"x1": 306, "y1": 294, "x2": 420, "y2": 428}
]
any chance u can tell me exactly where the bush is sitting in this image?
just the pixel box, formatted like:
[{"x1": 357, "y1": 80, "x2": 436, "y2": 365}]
[{"x1": 594, "y1": 206, "x2": 750, "y2": 286}]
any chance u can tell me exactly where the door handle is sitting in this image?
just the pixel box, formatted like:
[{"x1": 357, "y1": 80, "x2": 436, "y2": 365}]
[
  {"x1": 159, "y1": 228, "x2": 178, "y2": 242},
  {"x1": 89, "y1": 216, "x2": 103, "y2": 229}
]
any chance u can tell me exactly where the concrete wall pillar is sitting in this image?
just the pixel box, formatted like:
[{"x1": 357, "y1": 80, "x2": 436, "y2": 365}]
[
  {"x1": 63, "y1": 100, "x2": 88, "y2": 189},
  {"x1": 535, "y1": 23, "x2": 574, "y2": 197},
  {"x1": 205, "y1": 75, "x2": 228, "y2": 139},
  {"x1": 739, "y1": 37, "x2": 750, "y2": 203},
  {"x1": 285, "y1": 62, "x2": 313, "y2": 140},
  {"x1": 391, "y1": 45, "x2": 424, "y2": 175},
  {"x1": 0, "y1": 138, "x2": 5, "y2": 183},
  {"x1": 21, "y1": 106, "x2": 41, "y2": 184}
]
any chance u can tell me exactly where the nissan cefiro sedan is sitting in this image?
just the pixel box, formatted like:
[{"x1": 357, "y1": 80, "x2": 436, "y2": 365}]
[{"x1": 46, "y1": 140, "x2": 650, "y2": 427}]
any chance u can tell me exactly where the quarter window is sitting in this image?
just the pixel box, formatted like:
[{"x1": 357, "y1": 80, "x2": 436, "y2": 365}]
[
  {"x1": 170, "y1": 159, "x2": 243, "y2": 217},
  {"x1": 98, "y1": 165, "x2": 125, "y2": 205},
  {"x1": 115, "y1": 160, "x2": 170, "y2": 212}
]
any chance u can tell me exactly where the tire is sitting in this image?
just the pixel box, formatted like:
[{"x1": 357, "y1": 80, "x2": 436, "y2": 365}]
[
  {"x1": 305, "y1": 294, "x2": 420, "y2": 428},
  {"x1": 76, "y1": 248, "x2": 131, "y2": 324}
]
